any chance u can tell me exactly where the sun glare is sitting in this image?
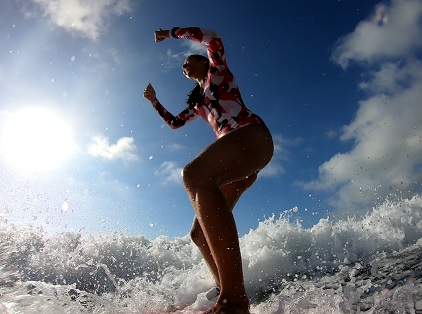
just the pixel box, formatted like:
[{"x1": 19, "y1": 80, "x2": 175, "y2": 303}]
[{"x1": 2, "y1": 107, "x2": 76, "y2": 175}]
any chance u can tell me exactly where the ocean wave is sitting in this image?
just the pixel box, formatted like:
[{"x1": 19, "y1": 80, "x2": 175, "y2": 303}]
[{"x1": 1, "y1": 195, "x2": 421, "y2": 313}]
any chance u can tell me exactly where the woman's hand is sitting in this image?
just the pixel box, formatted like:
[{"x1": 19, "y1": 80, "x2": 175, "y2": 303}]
[
  {"x1": 154, "y1": 28, "x2": 170, "y2": 43},
  {"x1": 143, "y1": 83, "x2": 157, "y2": 102}
]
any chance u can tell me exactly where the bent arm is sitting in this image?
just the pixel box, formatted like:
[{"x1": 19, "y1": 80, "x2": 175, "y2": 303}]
[
  {"x1": 151, "y1": 99, "x2": 199, "y2": 129},
  {"x1": 144, "y1": 83, "x2": 199, "y2": 129},
  {"x1": 170, "y1": 27, "x2": 227, "y2": 68}
]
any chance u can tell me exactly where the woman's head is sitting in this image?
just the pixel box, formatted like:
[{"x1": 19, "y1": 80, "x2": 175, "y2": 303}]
[{"x1": 182, "y1": 54, "x2": 209, "y2": 81}]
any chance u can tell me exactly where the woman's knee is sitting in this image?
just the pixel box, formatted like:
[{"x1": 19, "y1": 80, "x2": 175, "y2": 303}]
[
  {"x1": 190, "y1": 220, "x2": 205, "y2": 246},
  {"x1": 182, "y1": 164, "x2": 195, "y2": 190},
  {"x1": 182, "y1": 162, "x2": 212, "y2": 190}
]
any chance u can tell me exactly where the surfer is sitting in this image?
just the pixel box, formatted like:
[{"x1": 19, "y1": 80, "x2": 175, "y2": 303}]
[{"x1": 143, "y1": 27, "x2": 274, "y2": 314}]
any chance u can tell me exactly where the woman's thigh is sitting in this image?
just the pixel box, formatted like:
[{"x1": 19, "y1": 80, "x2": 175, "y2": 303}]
[{"x1": 183, "y1": 123, "x2": 273, "y2": 187}]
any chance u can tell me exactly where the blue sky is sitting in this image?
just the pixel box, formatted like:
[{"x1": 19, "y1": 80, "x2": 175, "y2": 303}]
[{"x1": 0, "y1": 0, "x2": 421, "y2": 239}]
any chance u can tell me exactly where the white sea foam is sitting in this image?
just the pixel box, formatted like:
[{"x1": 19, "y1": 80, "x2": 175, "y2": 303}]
[{"x1": 0, "y1": 195, "x2": 421, "y2": 313}]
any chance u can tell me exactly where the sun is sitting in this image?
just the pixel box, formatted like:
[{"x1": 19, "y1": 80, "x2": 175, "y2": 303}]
[{"x1": 2, "y1": 107, "x2": 76, "y2": 175}]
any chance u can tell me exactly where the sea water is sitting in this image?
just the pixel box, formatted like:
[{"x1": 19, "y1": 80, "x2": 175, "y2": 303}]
[{"x1": 1, "y1": 195, "x2": 421, "y2": 313}]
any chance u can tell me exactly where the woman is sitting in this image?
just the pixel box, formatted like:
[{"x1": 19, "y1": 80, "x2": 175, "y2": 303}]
[{"x1": 143, "y1": 27, "x2": 273, "y2": 314}]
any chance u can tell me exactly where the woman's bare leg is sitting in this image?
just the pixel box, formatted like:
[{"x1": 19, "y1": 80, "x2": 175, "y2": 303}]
[
  {"x1": 190, "y1": 173, "x2": 258, "y2": 288},
  {"x1": 183, "y1": 124, "x2": 273, "y2": 313}
]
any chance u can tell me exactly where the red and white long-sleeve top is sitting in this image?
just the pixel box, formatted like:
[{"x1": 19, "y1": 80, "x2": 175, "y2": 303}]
[{"x1": 151, "y1": 27, "x2": 263, "y2": 139}]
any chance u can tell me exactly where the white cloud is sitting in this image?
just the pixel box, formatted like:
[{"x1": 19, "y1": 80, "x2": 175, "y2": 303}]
[
  {"x1": 259, "y1": 162, "x2": 284, "y2": 178},
  {"x1": 259, "y1": 134, "x2": 284, "y2": 178},
  {"x1": 331, "y1": 0, "x2": 422, "y2": 68},
  {"x1": 260, "y1": 134, "x2": 303, "y2": 179},
  {"x1": 304, "y1": 0, "x2": 422, "y2": 210},
  {"x1": 182, "y1": 40, "x2": 207, "y2": 55},
  {"x1": 25, "y1": 0, "x2": 132, "y2": 40},
  {"x1": 166, "y1": 143, "x2": 187, "y2": 152},
  {"x1": 155, "y1": 161, "x2": 183, "y2": 185},
  {"x1": 88, "y1": 136, "x2": 138, "y2": 161},
  {"x1": 160, "y1": 37, "x2": 207, "y2": 71}
]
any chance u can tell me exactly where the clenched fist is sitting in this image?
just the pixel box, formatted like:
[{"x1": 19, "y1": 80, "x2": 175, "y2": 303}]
[{"x1": 143, "y1": 83, "x2": 157, "y2": 102}]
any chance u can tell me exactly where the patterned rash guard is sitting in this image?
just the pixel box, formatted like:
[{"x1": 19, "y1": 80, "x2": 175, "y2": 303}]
[{"x1": 151, "y1": 27, "x2": 264, "y2": 139}]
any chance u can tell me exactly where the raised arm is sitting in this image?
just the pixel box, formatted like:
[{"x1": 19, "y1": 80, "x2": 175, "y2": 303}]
[
  {"x1": 143, "y1": 83, "x2": 199, "y2": 129},
  {"x1": 155, "y1": 27, "x2": 227, "y2": 68}
]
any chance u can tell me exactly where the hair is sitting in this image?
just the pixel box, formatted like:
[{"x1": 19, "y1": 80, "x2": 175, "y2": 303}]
[{"x1": 185, "y1": 55, "x2": 209, "y2": 109}]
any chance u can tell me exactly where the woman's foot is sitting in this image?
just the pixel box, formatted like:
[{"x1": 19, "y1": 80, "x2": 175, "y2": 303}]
[
  {"x1": 202, "y1": 303, "x2": 250, "y2": 314},
  {"x1": 203, "y1": 295, "x2": 250, "y2": 314}
]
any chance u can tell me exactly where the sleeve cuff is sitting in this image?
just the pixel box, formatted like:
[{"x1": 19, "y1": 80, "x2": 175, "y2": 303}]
[{"x1": 170, "y1": 27, "x2": 180, "y2": 38}]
